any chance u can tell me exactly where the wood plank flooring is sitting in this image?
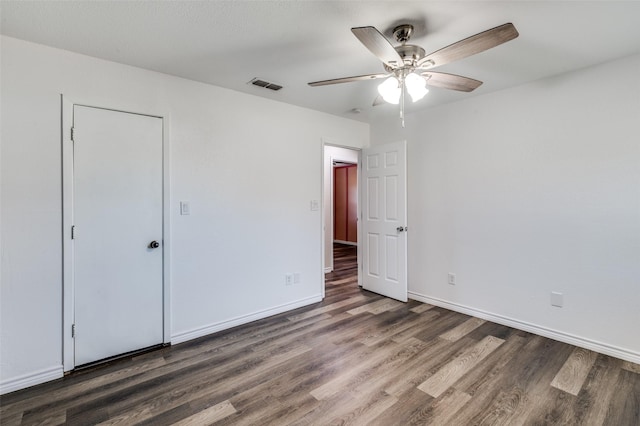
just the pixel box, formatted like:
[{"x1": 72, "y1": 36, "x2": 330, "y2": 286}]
[{"x1": 1, "y1": 243, "x2": 639, "y2": 425}]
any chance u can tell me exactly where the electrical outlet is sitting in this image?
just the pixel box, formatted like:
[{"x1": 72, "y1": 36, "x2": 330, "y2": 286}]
[
  {"x1": 285, "y1": 274, "x2": 293, "y2": 286},
  {"x1": 448, "y1": 273, "x2": 456, "y2": 285},
  {"x1": 551, "y1": 291, "x2": 563, "y2": 307},
  {"x1": 294, "y1": 273, "x2": 301, "y2": 284}
]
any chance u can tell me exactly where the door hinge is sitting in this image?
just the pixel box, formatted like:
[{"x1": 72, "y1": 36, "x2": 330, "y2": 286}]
[
  {"x1": 71, "y1": 127, "x2": 75, "y2": 141},
  {"x1": 71, "y1": 225, "x2": 76, "y2": 239},
  {"x1": 71, "y1": 324, "x2": 76, "y2": 338}
]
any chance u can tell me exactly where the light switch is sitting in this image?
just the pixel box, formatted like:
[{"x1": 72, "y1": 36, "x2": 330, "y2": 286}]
[
  {"x1": 310, "y1": 200, "x2": 319, "y2": 211},
  {"x1": 180, "y1": 201, "x2": 190, "y2": 216}
]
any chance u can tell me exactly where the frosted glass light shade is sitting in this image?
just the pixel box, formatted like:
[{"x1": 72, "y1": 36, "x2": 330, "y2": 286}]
[
  {"x1": 377, "y1": 77, "x2": 401, "y2": 104},
  {"x1": 405, "y1": 72, "x2": 429, "y2": 102}
]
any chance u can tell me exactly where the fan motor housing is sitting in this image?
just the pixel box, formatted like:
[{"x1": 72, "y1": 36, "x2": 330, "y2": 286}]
[
  {"x1": 383, "y1": 44, "x2": 426, "y2": 72},
  {"x1": 396, "y1": 44, "x2": 425, "y2": 63}
]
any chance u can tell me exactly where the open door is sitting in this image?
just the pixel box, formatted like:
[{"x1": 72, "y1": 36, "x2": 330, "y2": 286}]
[{"x1": 362, "y1": 141, "x2": 407, "y2": 302}]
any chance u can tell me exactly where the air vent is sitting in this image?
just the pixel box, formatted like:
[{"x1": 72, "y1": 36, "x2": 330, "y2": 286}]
[{"x1": 248, "y1": 78, "x2": 283, "y2": 91}]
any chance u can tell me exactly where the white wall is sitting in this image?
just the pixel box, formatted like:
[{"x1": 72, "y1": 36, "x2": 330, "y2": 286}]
[
  {"x1": 0, "y1": 36, "x2": 369, "y2": 393},
  {"x1": 372, "y1": 54, "x2": 640, "y2": 362},
  {"x1": 323, "y1": 145, "x2": 359, "y2": 272}
]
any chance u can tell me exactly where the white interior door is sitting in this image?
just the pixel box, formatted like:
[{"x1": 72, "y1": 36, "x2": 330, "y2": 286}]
[
  {"x1": 362, "y1": 141, "x2": 407, "y2": 302},
  {"x1": 73, "y1": 105, "x2": 163, "y2": 366}
]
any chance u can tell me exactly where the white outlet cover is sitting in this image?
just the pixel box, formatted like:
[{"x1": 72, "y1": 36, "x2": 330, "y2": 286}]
[
  {"x1": 448, "y1": 273, "x2": 456, "y2": 285},
  {"x1": 551, "y1": 292, "x2": 564, "y2": 307}
]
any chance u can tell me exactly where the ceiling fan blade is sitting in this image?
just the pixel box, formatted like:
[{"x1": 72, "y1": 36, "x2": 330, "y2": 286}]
[
  {"x1": 421, "y1": 72, "x2": 483, "y2": 92},
  {"x1": 308, "y1": 73, "x2": 389, "y2": 87},
  {"x1": 351, "y1": 26, "x2": 404, "y2": 68},
  {"x1": 418, "y1": 23, "x2": 519, "y2": 69}
]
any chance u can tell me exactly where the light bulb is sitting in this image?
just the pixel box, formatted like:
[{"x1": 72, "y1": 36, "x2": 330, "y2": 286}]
[
  {"x1": 377, "y1": 77, "x2": 401, "y2": 104},
  {"x1": 405, "y1": 72, "x2": 429, "y2": 102}
]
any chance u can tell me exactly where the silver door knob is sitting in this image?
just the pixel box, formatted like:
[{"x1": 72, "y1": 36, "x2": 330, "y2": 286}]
[{"x1": 148, "y1": 240, "x2": 160, "y2": 249}]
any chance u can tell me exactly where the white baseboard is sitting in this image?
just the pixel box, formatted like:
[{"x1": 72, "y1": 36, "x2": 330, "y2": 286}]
[
  {"x1": 409, "y1": 291, "x2": 640, "y2": 365},
  {"x1": 0, "y1": 365, "x2": 63, "y2": 395},
  {"x1": 171, "y1": 295, "x2": 323, "y2": 345},
  {"x1": 324, "y1": 267, "x2": 333, "y2": 273}
]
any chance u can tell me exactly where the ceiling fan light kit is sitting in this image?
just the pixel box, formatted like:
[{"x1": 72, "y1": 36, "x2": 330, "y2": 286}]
[
  {"x1": 309, "y1": 22, "x2": 519, "y2": 127},
  {"x1": 378, "y1": 73, "x2": 429, "y2": 105},
  {"x1": 404, "y1": 72, "x2": 429, "y2": 102},
  {"x1": 377, "y1": 76, "x2": 401, "y2": 104}
]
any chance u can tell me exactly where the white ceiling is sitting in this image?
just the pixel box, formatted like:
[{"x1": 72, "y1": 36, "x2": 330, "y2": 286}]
[{"x1": 2, "y1": 1, "x2": 640, "y2": 123}]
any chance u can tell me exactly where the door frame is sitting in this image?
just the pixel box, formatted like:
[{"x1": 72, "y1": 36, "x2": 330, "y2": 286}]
[
  {"x1": 61, "y1": 96, "x2": 171, "y2": 371},
  {"x1": 321, "y1": 140, "x2": 362, "y2": 299}
]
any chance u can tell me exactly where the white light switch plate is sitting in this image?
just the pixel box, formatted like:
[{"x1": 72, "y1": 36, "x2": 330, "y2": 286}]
[
  {"x1": 180, "y1": 201, "x2": 190, "y2": 215},
  {"x1": 310, "y1": 200, "x2": 319, "y2": 211}
]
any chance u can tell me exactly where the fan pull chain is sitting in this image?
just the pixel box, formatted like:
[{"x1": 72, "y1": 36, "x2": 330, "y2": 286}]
[{"x1": 400, "y1": 79, "x2": 405, "y2": 128}]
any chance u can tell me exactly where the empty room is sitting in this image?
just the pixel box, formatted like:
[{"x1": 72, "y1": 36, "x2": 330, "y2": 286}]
[{"x1": 1, "y1": 1, "x2": 639, "y2": 424}]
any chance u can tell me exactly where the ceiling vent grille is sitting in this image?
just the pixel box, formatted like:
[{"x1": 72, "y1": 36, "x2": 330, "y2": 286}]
[{"x1": 248, "y1": 78, "x2": 283, "y2": 91}]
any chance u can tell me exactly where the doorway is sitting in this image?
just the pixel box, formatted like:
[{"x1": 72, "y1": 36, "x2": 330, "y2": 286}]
[
  {"x1": 322, "y1": 141, "x2": 407, "y2": 302},
  {"x1": 62, "y1": 100, "x2": 170, "y2": 370},
  {"x1": 323, "y1": 144, "x2": 361, "y2": 297}
]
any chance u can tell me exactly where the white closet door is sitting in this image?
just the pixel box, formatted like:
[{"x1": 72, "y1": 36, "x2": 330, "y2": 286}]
[{"x1": 73, "y1": 105, "x2": 163, "y2": 366}]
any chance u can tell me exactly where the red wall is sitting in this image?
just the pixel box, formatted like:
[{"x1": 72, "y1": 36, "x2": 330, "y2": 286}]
[{"x1": 334, "y1": 165, "x2": 357, "y2": 243}]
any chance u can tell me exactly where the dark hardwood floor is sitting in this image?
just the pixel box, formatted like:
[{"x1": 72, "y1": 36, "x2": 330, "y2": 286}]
[{"x1": 1, "y1": 242, "x2": 639, "y2": 425}]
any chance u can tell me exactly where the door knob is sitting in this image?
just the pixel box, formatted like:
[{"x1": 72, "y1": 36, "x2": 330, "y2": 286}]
[
  {"x1": 148, "y1": 240, "x2": 160, "y2": 249},
  {"x1": 396, "y1": 226, "x2": 406, "y2": 232}
]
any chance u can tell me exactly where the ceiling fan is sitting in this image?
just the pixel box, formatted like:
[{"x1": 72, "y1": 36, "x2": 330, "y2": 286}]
[{"x1": 308, "y1": 22, "x2": 519, "y2": 126}]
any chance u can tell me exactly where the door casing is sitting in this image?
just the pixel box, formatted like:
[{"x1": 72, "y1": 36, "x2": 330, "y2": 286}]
[{"x1": 61, "y1": 96, "x2": 171, "y2": 371}]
